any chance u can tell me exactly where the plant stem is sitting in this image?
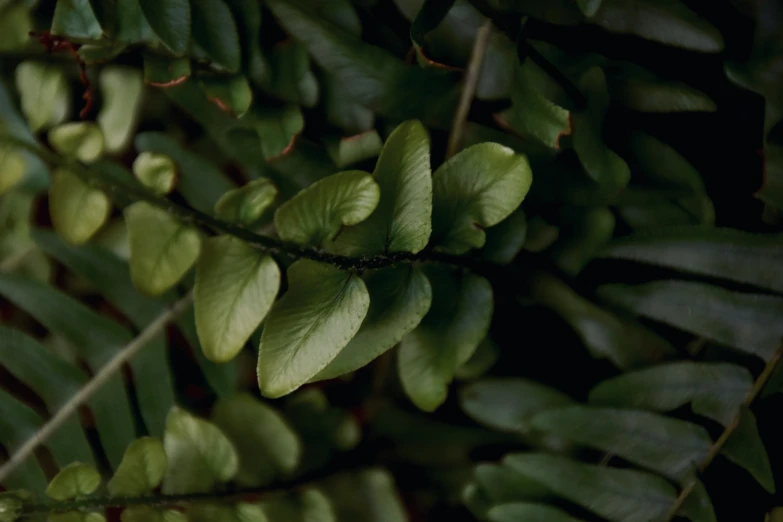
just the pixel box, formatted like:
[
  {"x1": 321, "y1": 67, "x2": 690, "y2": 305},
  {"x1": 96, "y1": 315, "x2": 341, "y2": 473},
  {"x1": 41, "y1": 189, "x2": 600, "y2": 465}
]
[
  {"x1": 664, "y1": 343, "x2": 783, "y2": 520},
  {"x1": 0, "y1": 293, "x2": 194, "y2": 485}
]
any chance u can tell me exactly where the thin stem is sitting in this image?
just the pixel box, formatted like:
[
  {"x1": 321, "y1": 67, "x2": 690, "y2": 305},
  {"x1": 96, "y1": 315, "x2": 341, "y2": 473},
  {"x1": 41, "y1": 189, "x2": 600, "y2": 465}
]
[
  {"x1": 0, "y1": 293, "x2": 194, "y2": 485},
  {"x1": 446, "y1": 20, "x2": 493, "y2": 159},
  {"x1": 664, "y1": 343, "x2": 783, "y2": 520}
]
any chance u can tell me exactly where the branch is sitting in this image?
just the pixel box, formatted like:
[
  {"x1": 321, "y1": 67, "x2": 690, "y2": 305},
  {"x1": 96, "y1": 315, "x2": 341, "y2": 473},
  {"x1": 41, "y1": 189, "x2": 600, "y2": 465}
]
[
  {"x1": 664, "y1": 343, "x2": 783, "y2": 520},
  {"x1": 0, "y1": 292, "x2": 194, "y2": 485}
]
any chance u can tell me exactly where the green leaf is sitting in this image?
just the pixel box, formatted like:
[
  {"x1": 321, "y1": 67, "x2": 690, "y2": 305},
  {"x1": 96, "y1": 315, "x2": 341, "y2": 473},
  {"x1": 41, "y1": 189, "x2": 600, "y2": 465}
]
[
  {"x1": 398, "y1": 267, "x2": 493, "y2": 411},
  {"x1": 211, "y1": 393, "x2": 301, "y2": 487},
  {"x1": 0, "y1": 391, "x2": 48, "y2": 492},
  {"x1": 226, "y1": 0, "x2": 267, "y2": 85},
  {"x1": 319, "y1": 469, "x2": 407, "y2": 522},
  {"x1": 49, "y1": 169, "x2": 111, "y2": 246},
  {"x1": 323, "y1": 75, "x2": 374, "y2": 133},
  {"x1": 598, "y1": 281, "x2": 783, "y2": 361},
  {"x1": 608, "y1": 69, "x2": 716, "y2": 112},
  {"x1": 0, "y1": 146, "x2": 25, "y2": 195},
  {"x1": 324, "y1": 131, "x2": 383, "y2": 169},
  {"x1": 51, "y1": 0, "x2": 103, "y2": 39},
  {"x1": 48, "y1": 123, "x2": 105, "y2": 164},
  {"x1": 589, "y1": 361, "x2": 753, "y2": 427},
  {"x1": 49, "y1": 512, "x2": 106, "y2": 522},
  {"x1": 314, "y1": 264, "x2": 432, "y2": 381},
  {"x1": 330, "y1": 120, "x2": 432, "y2": 256},
  {"x1": 97, "y1": 66, "x2": 145, "y2": 153},
  {"x1": 257, "y1": 260, "x2": 370, "y2": 397},
  {"x1": 261, "y1": 40, "x2": 319, "y2": 108},
  {"x1": 214, "y1": 178, "x2": 278, "y2": 226},
  {"x1": 481, "y1": 207, "x2": 527, "y2": 264},
  {"x1": 431, "y1": 143, "x2": 532, "y2": 254},
  {"x1": 125, "y1": 201, "x2": 202, "y2": 295},
  {"x1": 601, "y1": 227, "x2": 783, "y2": 294},
  {"x1": 121, "y1": 507, "x2": 187, "y2": 522},
  {"x1": 488, "y1": 503, "x2": 581, "y2": 522},
  {"x1": 162, "y1": 406, "x2": 238, "y2": 494},
  {"x1": 0, "y1": 3, "x2": 33, "y2": 52},
  {"x1": 590, "y1": 0, "x2": 723, "y2": 52},
  {"x1": 460, "y1": 378, "x2": 573, "y2": 436},
  {"x1": 14, "y1": 61, "x2": 71, "y2": 133},
  {"x1": 549, "y1": 206, "x2": 615, "y2": 276},
  {"x1": 143, "y1": 54, "x2": 191, "y2": 87},
  {"x1": 572, "y1": 67, "x2": 630, "y2": 188},
  {"x1": 532, "y1": 406, "x2": 711, "y2": 483},
  {"x1": 680, "y1": 479, "x2": 717, "y2": 522},
  {"x1": 187, "y1": 504, "x2": 268, "y2": 522},
  {"x1": 200, "y1": 75, "x2": 253, "y2": 117},
  {"x1": 132, "y1": 152, "x2": 177, "y2": 196},
  {"x1": 721, "y1": 407, "x2": 775, "y2": 493},
  {"x1": 108, "y1": 437, "x2": 167, "y2": 496},
  {"x1": 455, "y1": 338, "x2": 500, "y2": 380},
  {"x1": 576, "y1": 0, "x2": 604, "y2": 17},
  {"x1": 139, "y1": 0, "x2": 190, "y2": 55},
  {"x1": 46, "y1": 463, "x2": 101, "y2": 500},
  {"x1": 195, "y1": 236, "x2": 280, "y2": 363},
  {"x1": 259, "y1": 489, "x2": 335, "y2": 522},
  {"x1": 251, "y1": 104, "x2": 304, "y2": 160},
  {"x1": 177, "y1": 311, "x2": 238, "y2": 399},
  {"x1": 274, "y1": 170, "x2": 380, "y2": 247},
  {"x1": 505, "y1": 453, "x2": 677, "y2": 522},
  {"x1": 190, "y1": 0, "x2": 241, "y2": 72},
  {"x1": 472, "y1": 463, "x2": 551, "y2": 505}
]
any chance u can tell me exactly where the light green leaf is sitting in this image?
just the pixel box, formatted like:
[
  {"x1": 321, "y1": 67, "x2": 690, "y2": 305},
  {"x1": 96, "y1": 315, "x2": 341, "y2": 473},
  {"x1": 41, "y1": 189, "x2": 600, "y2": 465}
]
[
  {"x1": 598, "y1": 281, "x2": 783, "y2": 361},
  {"x1": 0, "y1": 146, "x2": 25, "y2": 195},
  {"x1": 51, "y1": 0, "x2": 103, "y2": 39},
  {"x1": 188, "y1": 503, "x2": 268, "y2": 522},
  {"x1": 214, "y1": 178, "x2": 278, "y2": 226},
  {"x1": 505, "y1": 453, "x2": 677, "y2": 522},
  {"x1": 162, "y1": 406, "x2": 238, "y2": 494},
  {"x1": 532, "y1": 406, "x2": 711, "y2": 483},
  {"x1": 721, "y1": 406, "x2": 775, "y2": 493},
  {"x1": 211, "y1": 393, "x2": 301, "y2": 487},
  {"x1": 49, "y1": 169, "x2": 111, "y2": 245},
  {"x1": 132, "y1": 152, "x2": 177, "y2": 196},
  {"x1": 97, "y1": 67, "x2": 145, "y2": 153},
  {"x1": 330, "y1": 120, "x2": 432, "y2": 256},
  {"x1": 488, "y1": 503, "x2": 581, "y2": 522},
  {"x1": 190, "y1": 0, "x2": 241, "y2": 72},
  {"x1": 274, "y1": 171, "x2": 380, "y2": 247},
  {"x1": 108, "y1": 437, "x2": 168, "y2": 497},
  {"x1": 600, "y1": 227, "x2": 783, "y2": 294},
  {"x1": 121, "y1": 507, "x2": 187, "y2": 522},
  {"x1": 200, "y1": 75, "x2": 253, "y2": 117},
  {"x1": 257, "y1": 260, "x2": 370, "y2": 397},
  {"x1": 460, "y1": 378, "x2": 573, "y2": 435},
  {"x1": 195, "y1": 236, "x2": 280, "y2": 363},
  {"x1": 46, "y1": 463, "x2": 101, "y2": 501},
  {"x1": 48, "y1": 123, "x2": 105, "y2": 164},
  {"x1": 125, "y1": 201, "x2": 201, "y2": 295},
  {"x1": 143, "y1": 54, "x2": 191, "y2": 87},
  {"x1": 251, "y1": 104, "x2": 304, "y2": 160},
  {"x1": 0, "y1": 3, "x2": 32, "y2": 52},
  {"x1": 589, "y1": 361, "x2": 753, "y2": 427},
  {"x1": 431, "y1": 143, "x2": 532, "y2": 254},
  {"x1": 399, "y1": 267, "x2": 493, "y2": 411},
  {"x1": 138, "y1": 0, "x2": 190, "y2": 55},
  {"x1": 324, "y1": 131, "x2": 383, "y2": 169},
  {"x1": 14, "y1": 61, "x2": 70, "y2": 133},
  {"x1": 49, "y1": 512, "x2": 106, "y2": 522},
  {"x1": 314, "y1": 264, "x2": 432, "y2": 381}
]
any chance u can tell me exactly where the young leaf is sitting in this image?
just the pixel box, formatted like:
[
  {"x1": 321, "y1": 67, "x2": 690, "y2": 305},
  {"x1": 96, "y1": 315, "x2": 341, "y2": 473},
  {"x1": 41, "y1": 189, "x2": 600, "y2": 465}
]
[
  {"x1": 143, "y1": 54, "x2": 191, "y2": 87},
  {"x1": 598, "y1": 281, "x2": 783, "y2": 361},
  {"x1": 162, "y1": 407, "x2": 238, "y2": 494},
  {"x1": 257, "y1": 260, "x2": 370, "y2": 398},
  {"x1": 214, "y1": 178, "x2": 278, "y2": 226},
  {"x1": 51, "y1": 0, "x2": 103, "y2": 41},
  {"x1": 721, "y1": 407, "x2": 775, "y2": 493},
  {"x1": 194, "y1": 236, "x2": 280, "y2": 363},
  {"x1": 600, "y1": 227, "x2": 783, "y2": 294},
  {"x1": 97, "y1": 67, "x2": 144, "y2": 153},
  {"x1": 313, "y1": 264, "x2": 432, "y2": 381},
  {"x1": 0, "y1": 146, "x2": 25, "y2": 195},
  {"x1": 274, "y1": 171, "x2": 380, "y2": 247},
  {"x1": 431, "y1": 143, "x2": 532, "y2": 254},
  {"x1": 488, "y1": 503, "x2": 581, "y2": 522},
  {"x1": 48, "y1": 123, "x2": 105, "y2": 164},
  {"x1": 46, "y1": 463, "x2": 101, "y2": 500},
  {"x1": 200, "y1": 75, "x2": 253, "y2": 117},
  {"x1": 49, "y1": 169, "x2": 111, "y2": 245},
  {"x1": 14, "y1": 61, "x2": 70, "y2": 133},
  {"x1": 190, "y1": 0, "x2": 242, "y2": 73},
  {"x1": 132, "y1": 152, "x2": 177, "y2": 196},
  {"x1": 504, "y1": 453, "x2": 677, "y2": 522},
  {"x1": 108, "y1": 437, "x2": 168, "y2": 497},
  {"x1": 460, "y1": 378, "x2": 573, "y2": 436},
  {"x1": 330, "y1": 120, "x2": 432, "y2": 256},
  {"x1": 121, "y1": 507, "x2": 187, "y2": 522},
  {"x1": 211, "y1": 393, "x2": 301, "y2": 487},
  {"x1": 532, "y1": 406, "x2": 712, "y2": 483},
  {"x1": 125, "y1": 201, "x2": 202, "y2": 295},
  {"x1": 398, "y1": 267, "x2": 493, "y2": 411},
  {"x1": 324, "y1": 131, "x2": 383, "y2": 169},
  {"x1": 589, "y1": 361, "x2": 753, "y2": 427},
  {"x1": 138, "y1": 0, "x2": 191, "y2": 55}
]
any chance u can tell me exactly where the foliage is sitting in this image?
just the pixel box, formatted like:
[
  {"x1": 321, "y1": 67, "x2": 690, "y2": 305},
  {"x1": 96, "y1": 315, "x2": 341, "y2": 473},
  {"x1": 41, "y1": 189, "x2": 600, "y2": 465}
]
[{"x1": 0, "y1": 0, "x2": 782, "y2": 521}]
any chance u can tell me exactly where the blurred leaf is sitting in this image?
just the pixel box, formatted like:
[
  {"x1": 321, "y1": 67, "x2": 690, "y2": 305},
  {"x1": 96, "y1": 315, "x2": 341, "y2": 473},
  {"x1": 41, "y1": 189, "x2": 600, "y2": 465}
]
[
  {"x1": 262, "y1": 41, "x2": 319, "y2": 108},
  {"x1": 98, "y1": 67, "x2": 144, "y2": 153},
  {"x1": 324, "y1": 131, "x2": 383, "y2": 169},
  {"x1": 608, "y1": 68, "x2": 716, "y2": 112},
  {"x1": 399, "y1": 267, "x2": 493, "y2": 411},
  {"x1": 211, "y1": 393, "x2": 301, "y2": 487},
  {"x1": 505, "y1": 453, "x2": 677, "y2": 522},
  {"x1": 176, "y1": 311, "x2": 238, "y2": 399},
  {"x1": 251, "y1": 104, "x2": 304, "y2": 160},
  {"x1": 314, "y1": 264, "x2": 432, "y2": 381},
  {"x1": 323, "y1": 74, "x2": 375, "y2": 133},
  {"x1": 481, "y1": 207, "x2": 527, "y2": 264},
  {"x1": 432, "y1": 143, "x2": 532, "y2": 254},
  {"x1": 257, "y1": 260, "x2": 370, "y2": 398},
  {"x1": 259, "y1": 489, "x2": 335, "y2": 522},
  {"x1": 473, "y1": 463, "x2": 551, "y2": 505},
  {"x1": 187, "y1": 503, "x2": 268, "y2": 522},
  {"x1": 214, "y1": 177, "x2": 278, "y2": 226},
  {"x1": 319, "y1": 469, "x2": 407, "y2": 522},
  {"x1": 488, "y1": 503, "x2": 581, "y2": 522},
  {"x1": 680, "y1": 479, "x2": 717, "y2": 522},
  {"x1": 194, "y1": 236, "x2": 280, "y2": 362},
  {"x1": 108, "y1": 437, "x2": 167, "y2": 496},
  {"x1": 48, "y1": 123, "x2": 105, "y2": 164},
  {"x1": 455, "y1": 338, "x2": 500, "y2": 380},
  {"x1": 190, "y1": 0, "x2": 241, "y2": 72},
  {"x1": 143, "y1": 54, "x2": 191, "y2": 87},
  {"x1": 14, "y1": 61, "x2": 71, "y2": 132},
  {"x1": 114, "y1": 0, "x2": 155, "y2": 44},
  {"x1": 51, "y1": 0, "x2": 103, "y2": 39},
  {"x1": 50, "y1": 512, "x2": 106, "y2": 522},
  {"x1": 0, "y1": 81, "x2": 50, "y2": 190},
  {"x1": 132, "y1": 152, "x2": 177, "y2": 195},
  {"x1": 225, "y1": 0, "x2": 267, "y2": 84},
  {"x1": 200, "y1": 75, "x2": 252, "y2": 117},
  {"x1": 49, "y1": 169, "x2": 110, "y2": 246},
  {"x1": 121, "y1": 507, "x2": 187, "y2": 522},
  {"x1": 0, "y1": 390, "x2": 48, "y2": 492},
  {"x1": 0, "y1": 3, "x2": 32, "y2": 51},
  {"x1": 126, "y1": 201, "x2": 202, "y2": 295},
  {"x1": 598, "y1": 281, "x2": 783, "y2": 361},
  {"x1": 274, "y1": 170, "x2": 380, "y2": 247},
  {"x1": 589, "y1": 361, "x2": 753, "y2": 426},
  {"x1": 0, "y1": 146, "x2": 25, "y2": 195},
  {"x1": 721, "y1": 407, "x2": 775, "y2": 493},
  {"x1": 331, "y1": 120, "x2": 432, "y2": 255},
  {"x1": 162, "y1": 406, "x2": 238, "y2": 494},
  {"x1": 549, "y1": 206, "x2": 615, "y2": 276},
  {"x1": 139, "y1": 0, "x2": 190, "y2": 55},
  {"x1": 46, "y1": 463, "x2": 101, "y2": 500}
]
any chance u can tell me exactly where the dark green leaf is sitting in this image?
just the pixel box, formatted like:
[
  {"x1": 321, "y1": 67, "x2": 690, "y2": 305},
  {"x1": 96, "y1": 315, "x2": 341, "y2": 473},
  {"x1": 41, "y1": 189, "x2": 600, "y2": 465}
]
[
  {"x1": 139, "y1": 0, "x2": 190, "y2": 55},
  {"x1": 481, "y1": 207, "x2": 527, "y2": 264},
  {"x1": 250, "y1": 104, "x2": 304, "y2": 160},
  {"x1": 225, "y1": 0, "x2": 267, "y2": 84},
  {"x1": 319, "y1": 469, "x2": 407, "y2": 522},
  {"x1": 549, "y1": 206, "x2": 615, "y2": 276},
  {"x1": 488, "y1": 503, "x2": 581, "y2": 522},
  {"x1": 51, "y1": 0, "x2": 102, "y2": 39},
  {"x1": 0, "y1": 390, "x2": 48, "y2": 492},
  {"x1": 143, "y1": 54, "x2": 191, "y2": 87},
  {"x1": 190, "y1": 0, "x2": 241, "y2": 72},
  {"x1": 261, "y1": 40, "x2": 319, "y2": 108},
  {"x1": 608, "y1": 68, "x2": 716, "y2": 112},
  {"x1": 324, "y1": 131, "x2": 383, "y2": 169},
  {"x1": 472, "y1": 462, "x2": 551, "y2": 505},
  {"x1": 258, "y1": 489, "x2": 336, "y2": 522},
  {"x1": 115, "y1": 0, "x2": 155, "y2": 44},
  {"x1": 721, "y1": 406, "x2": 775, "y2": 493},
  {"x1": 200, "y1": 75, "x2": 253, "y2": 118}
]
